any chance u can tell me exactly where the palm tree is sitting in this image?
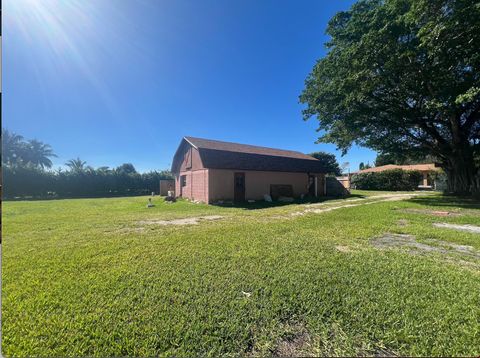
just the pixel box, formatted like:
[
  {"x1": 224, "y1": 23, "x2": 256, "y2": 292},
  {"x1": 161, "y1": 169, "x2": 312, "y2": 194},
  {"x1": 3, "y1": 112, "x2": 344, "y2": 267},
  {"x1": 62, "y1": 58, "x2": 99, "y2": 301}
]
[
  {"x1": 2, "y1": 129, "x2": 25, "y2": 166},
  {"x1": 65, "y1": 158, "x2": 87, "y2": 172},
  {"x1": 25, "y1": 139, "x2": 57, "y2": 169}
]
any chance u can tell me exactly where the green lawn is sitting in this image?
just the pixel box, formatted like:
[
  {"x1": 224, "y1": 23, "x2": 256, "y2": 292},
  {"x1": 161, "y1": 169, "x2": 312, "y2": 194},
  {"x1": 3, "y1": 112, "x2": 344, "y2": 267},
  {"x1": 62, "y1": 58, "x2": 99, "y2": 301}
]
[{"x1": 2, "y1": 191, "x2": 480, "y2": 356}]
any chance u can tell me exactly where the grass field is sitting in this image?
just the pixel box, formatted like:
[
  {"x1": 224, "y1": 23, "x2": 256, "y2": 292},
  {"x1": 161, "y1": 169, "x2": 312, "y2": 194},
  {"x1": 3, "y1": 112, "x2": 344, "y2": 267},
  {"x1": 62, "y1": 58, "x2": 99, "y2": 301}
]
[{"x1": 2, "y1": 191, "x2": 480, "y2": 356}]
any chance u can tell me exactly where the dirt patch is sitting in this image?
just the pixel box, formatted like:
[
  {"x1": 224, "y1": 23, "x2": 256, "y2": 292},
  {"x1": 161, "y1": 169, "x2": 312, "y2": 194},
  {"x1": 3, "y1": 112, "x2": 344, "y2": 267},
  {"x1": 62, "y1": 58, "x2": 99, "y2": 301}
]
[
  {"x1": 273, "y1": 323, "x2": 311, "y2": 357},
  {"x1": 335, "y1": 245, "x2": 352, "y2": 253},
  {"x1": 305, "y1": 198, "x2": 366, "y2": 208},
  {"x1": 292, "y1": 193, "x2": 423, "y2": 217},
  {"x1": 371, "y1": 233, "x2": 480, "y2": 259},
  {"x1": 397, "y1": 219, "x2": 409, "y2": 227},
  {"x1": 372, "y1": 233, "x2": 438, "y2": 252},
  {"x1": 137, "y1": 215, "x2": 224, "y2": 226},
  {"x1": 114, "y1": 227, "x2": 146, "y2": 234},
  {"x1": 401, "y1": 208, "x2": 462, "y2": 217},
  {"x1": 433, "y1": 222, "x2": 480, "y2": 234}
]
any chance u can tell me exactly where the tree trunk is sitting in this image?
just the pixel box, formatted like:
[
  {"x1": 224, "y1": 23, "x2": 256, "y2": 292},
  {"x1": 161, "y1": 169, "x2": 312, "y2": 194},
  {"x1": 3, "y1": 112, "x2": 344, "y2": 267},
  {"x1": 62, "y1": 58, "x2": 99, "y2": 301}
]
[{"x1": 443, "y1": 153, "x2": 480, "y2": 196}]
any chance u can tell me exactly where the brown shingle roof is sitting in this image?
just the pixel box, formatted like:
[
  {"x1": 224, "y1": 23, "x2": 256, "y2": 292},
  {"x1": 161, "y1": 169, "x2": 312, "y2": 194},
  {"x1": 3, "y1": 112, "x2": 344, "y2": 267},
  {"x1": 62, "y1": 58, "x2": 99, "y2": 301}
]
[
  {"x1": 184, "y1": 136, "x2": 318, "y2": 161},
  {"x1": 178, "y1": 137, "x2": 327, "y2": 173}
]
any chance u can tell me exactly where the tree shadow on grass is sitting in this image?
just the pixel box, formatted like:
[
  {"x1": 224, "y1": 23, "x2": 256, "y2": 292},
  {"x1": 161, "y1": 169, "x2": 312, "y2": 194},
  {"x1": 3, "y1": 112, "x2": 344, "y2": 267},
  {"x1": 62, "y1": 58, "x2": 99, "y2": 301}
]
[
  {"x1": 406, "y1": 195, "x2": 480, "y2": 210},
  {"x1": 212, "y1": 194, "x2": 367, "y2": 210}
]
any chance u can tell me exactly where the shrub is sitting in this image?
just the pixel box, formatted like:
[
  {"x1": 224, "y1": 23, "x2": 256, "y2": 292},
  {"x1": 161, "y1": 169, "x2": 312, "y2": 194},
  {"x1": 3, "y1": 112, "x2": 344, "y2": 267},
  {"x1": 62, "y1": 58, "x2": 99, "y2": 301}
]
[{"x1": 351, "y1": 169, "x2": 423, "y2": 191}]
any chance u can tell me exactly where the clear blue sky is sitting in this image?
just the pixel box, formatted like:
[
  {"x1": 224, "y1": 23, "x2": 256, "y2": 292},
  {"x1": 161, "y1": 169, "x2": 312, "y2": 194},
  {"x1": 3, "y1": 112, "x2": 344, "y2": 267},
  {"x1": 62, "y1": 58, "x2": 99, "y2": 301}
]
[{"x1": 4, "y1": 0, "x2": 377, "y2": 173}]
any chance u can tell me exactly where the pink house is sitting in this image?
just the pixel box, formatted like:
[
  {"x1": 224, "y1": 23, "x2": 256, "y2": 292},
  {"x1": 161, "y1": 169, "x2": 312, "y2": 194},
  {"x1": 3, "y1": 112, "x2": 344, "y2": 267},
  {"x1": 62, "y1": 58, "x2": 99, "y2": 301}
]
[{"x1": 171, "y1": 137, "x2": 328, "y2": 204}]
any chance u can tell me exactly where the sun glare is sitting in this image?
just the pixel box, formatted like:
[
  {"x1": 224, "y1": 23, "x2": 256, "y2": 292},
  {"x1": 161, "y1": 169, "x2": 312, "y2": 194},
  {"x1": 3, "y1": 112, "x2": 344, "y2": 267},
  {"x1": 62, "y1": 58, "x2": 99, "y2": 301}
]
[{"x1": 6, "y1": 0, "x2": 122, "y2": 115}]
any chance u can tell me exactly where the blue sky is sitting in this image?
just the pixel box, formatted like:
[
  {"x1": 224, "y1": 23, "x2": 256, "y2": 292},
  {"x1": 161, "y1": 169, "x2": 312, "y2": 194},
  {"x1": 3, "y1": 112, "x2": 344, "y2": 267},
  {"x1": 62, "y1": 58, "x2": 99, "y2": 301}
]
[{"x1": 4, "y1": 0, "x2": 377, "y2": 173}]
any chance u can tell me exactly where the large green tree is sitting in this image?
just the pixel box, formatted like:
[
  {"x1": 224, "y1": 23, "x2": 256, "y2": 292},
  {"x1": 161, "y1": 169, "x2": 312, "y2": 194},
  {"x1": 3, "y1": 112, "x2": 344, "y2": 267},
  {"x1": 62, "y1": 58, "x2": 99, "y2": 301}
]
[
  {"x1": 309, "y1": 151, "x2": 342, "y2": 175},
  {"x1": 300, "y1": 0, "x2": 480, "y2": 195}
]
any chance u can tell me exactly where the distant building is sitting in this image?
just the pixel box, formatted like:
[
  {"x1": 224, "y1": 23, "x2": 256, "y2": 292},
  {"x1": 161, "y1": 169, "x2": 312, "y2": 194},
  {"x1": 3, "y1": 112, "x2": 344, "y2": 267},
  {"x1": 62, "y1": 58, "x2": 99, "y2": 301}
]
[{"x1": 171, "y1": 137, "x2": 328, "y2": 203}]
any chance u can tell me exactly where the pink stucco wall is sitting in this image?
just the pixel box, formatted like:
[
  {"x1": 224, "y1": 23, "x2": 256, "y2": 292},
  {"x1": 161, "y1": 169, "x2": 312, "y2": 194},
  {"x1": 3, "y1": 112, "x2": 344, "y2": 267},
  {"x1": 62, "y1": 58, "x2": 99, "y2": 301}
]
[
  {"x1": 176, "y1": 169, "x2": 209, "y2": 203},
  {"x1": 208, "y1": 169, "x2": 325, "y2": 202}
]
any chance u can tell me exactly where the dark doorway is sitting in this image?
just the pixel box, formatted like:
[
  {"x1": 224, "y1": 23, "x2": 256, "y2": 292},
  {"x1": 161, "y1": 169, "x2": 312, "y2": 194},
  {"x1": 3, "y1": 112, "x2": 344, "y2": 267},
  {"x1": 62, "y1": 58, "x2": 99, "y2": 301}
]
[{"x1": 234, "y1": 172, "x2": 245, "y2": 202}]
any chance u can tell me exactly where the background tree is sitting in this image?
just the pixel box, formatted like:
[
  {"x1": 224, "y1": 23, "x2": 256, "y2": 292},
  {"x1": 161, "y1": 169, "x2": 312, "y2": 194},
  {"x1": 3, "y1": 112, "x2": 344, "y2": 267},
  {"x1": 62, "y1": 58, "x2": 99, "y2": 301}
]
[
  {"x1": 65, "y1": 158, "x2": 87, "y2": 172},
  {"x1": 374, "y1": 153, "x2": 399, "y2": 167},
  {"x1": 309, "y1": 151, "x2": 341, "y2": 175},
  {"x1": 375, "y1": 152, "x2": 438, "y2": 166},
  {"x1": 2, "y1": 129, "x2": 174, "y2": 199},
  {"x1": 115, "y1": 163, "x2": 137, "y2": 175},
  {"x1": 359, "y1": 162, "x2": 372, "y2": 170},
  {"x1": 24, "y1": 139, "x2": 56, "y2": 169},
  {"x1": 2, "y1": 129, "x2": 26, "y2": 166},
  {"x1": 340, "y1": 162, "x2": 350, "y2": 175},
  {"x1": 2, "y1": 129, "x2": 57, "y2": 169},
  {"x1": 300, "y1": 0, "x2": 480, "y2": 195}
]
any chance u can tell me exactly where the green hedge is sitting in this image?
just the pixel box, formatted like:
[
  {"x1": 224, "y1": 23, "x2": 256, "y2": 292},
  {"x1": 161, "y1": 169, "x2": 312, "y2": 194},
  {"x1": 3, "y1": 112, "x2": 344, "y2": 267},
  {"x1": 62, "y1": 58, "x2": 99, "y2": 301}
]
[
  {"x1": 351, "y1": 169, "x2": 423, "y2": 191},
  {"x1": 3, "y1": 166, "x2": 173, "y2": 200}
]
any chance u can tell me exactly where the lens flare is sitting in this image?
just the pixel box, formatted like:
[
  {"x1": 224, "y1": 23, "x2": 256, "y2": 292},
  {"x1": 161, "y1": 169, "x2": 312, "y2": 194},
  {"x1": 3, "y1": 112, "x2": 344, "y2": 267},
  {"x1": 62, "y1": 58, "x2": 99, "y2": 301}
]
[{"x1": 5, "y1": 0, "x2": 126, "y2": 116}]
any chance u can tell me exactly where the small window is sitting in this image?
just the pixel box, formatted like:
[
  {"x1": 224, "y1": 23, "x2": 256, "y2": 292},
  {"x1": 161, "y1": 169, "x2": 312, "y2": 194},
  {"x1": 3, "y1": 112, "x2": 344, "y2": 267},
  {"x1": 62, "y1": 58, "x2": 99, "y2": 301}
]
[{"x1": 181, "y1": 175, "x2": 187, "y2": 187}]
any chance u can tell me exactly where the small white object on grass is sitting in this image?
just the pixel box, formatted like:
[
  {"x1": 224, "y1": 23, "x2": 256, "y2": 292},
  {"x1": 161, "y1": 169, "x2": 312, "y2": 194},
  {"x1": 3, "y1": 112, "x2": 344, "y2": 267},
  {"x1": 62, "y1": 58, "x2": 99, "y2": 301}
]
[
  {"x1": 247, "y1": 199, "x2": 255, "y2": 203},
  {"x1": 241, "y1": 291, "x2": 252, "y2": 298},
  {"x1": 264, "y1": 194, "x2": 272, "y2": 202}
]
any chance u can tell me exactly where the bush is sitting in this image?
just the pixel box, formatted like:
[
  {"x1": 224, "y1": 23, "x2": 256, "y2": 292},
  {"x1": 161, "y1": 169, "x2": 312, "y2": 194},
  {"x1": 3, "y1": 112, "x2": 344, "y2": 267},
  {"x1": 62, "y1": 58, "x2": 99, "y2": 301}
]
[{"x1": 351, "y1": 169, "x2": 423, "y2": 191}]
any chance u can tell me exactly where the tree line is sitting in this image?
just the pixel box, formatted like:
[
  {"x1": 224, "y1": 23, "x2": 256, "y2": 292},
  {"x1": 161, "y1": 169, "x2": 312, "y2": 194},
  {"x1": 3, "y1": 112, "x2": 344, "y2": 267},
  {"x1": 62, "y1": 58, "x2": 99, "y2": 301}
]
[{"x1": 2, "y1": 129, "x2": 173, "y2": 199}]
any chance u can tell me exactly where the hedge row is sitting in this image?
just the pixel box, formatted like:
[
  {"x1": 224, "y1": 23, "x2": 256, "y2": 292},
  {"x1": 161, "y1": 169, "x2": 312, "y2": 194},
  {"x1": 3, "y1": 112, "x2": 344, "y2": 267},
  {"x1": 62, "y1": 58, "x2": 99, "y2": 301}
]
[
  {"x1": 350, "y1": 169, "x2": 423, "y2": 191},
  {"x1": 3, "y1": 166, "x2": 173, "y2": 200}
]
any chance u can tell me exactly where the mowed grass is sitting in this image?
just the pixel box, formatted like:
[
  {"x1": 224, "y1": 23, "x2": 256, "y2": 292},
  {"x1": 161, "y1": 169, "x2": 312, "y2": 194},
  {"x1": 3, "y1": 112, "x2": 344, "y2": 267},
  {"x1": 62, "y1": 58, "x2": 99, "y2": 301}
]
[{"x1": 2, "y1": 192, "x2": 480, "y2": 356}]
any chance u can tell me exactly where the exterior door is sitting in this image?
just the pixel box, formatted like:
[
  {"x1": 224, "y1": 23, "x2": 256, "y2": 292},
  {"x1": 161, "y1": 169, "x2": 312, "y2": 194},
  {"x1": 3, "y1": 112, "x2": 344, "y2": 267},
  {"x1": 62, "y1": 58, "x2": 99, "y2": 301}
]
[{"x1": 234, "y1": 172, "x2": 245, "y2": 202}]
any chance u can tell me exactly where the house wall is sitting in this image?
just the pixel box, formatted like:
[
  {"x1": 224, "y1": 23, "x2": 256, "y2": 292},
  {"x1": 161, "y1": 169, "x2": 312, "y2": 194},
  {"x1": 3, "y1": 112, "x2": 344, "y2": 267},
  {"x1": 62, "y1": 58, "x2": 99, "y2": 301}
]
[
  {"x1": 174, "y1": 143, "x2": 209, "y2": 202},
  {"x1": 175, "y1": 169, "x2": 209, "y2": 203},
  {"x1": 208, "y1": 169, "x2": 325, "y2": 202}
]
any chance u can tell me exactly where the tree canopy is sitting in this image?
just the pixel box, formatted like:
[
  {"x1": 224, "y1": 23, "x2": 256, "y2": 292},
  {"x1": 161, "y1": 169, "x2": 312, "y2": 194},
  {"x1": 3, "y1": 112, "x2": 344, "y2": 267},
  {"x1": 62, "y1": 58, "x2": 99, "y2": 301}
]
[
  {"x1": 300, "y1": 0, "x2": 480, "y2": 194},
  {"x1": 309, "y1": 151, "x2": 342, "y2": 175},
  {"x1": 2, "y1": 129, "x2": 57, "y2": 169},
  {"x1": 375, "y1": 152, "x2": 436, "y2": 166},
  {"x1": 359, "y1": 162, "x2": 372, "y2": 170},
  {"x1": 65, "y1": 158, "x2": 87, "y2": 172}
]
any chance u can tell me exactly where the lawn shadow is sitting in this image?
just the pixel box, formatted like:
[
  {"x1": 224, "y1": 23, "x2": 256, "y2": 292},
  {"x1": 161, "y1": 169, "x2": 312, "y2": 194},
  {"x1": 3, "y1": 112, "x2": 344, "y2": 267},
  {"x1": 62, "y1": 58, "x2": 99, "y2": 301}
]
[
  {"x1": 212, "y1": 194, "x2": 366, "y2": 210},
  {"x1": 406, "y1": 195, "x2": 480, "y2": 210}
]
